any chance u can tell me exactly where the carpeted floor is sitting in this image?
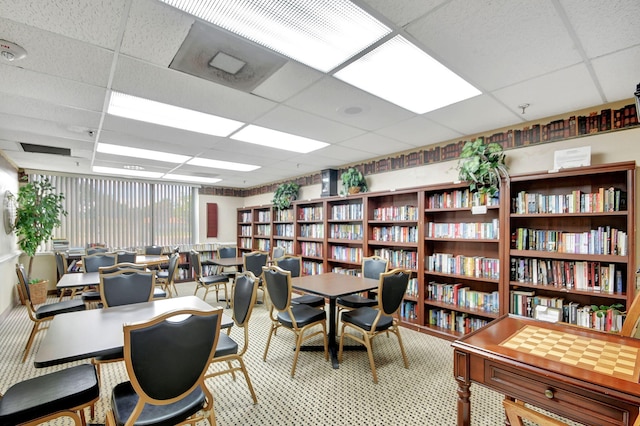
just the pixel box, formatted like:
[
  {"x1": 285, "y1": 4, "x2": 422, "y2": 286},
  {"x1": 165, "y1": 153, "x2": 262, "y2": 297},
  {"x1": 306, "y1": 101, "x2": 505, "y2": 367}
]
[{"x1": 0, "y1": 280, "x2": 582, "y2": 425}]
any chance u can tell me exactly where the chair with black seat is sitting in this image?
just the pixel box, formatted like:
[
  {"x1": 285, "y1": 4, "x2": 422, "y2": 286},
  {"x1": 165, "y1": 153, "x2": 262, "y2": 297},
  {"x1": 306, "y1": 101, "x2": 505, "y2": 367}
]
[
  {"x1": 271, "y1": 246, "x2": 285, "y2": 262},
  {"x1": 0, "y1": 363, "x2": 99, "y2": 425},
  {"x1": 115, "y1": 250, "x2": 136, "y2": 263},
  {"x1": 99, "y1": 262, "x2": 166, "y2": 299},
  {"x1": 262, "y1": 265, "x2": 328, "y2": 378},
  {"x1": 86, "y1": 247, "x2": 108, "y2": 255},
  {"x1": 338, "y1": 268, "x2": 411, "y2": 383},
  {"x1": 81, "y1": 252, "x2": 118, "y2": 308},
  {"x1": 276, "y1": 255, "x2": 325, "y2": 309},
  {"x1": 205, "y1": 272, "x2": 258, "y2": 404},
  {"x1": 105, "y1": 308, "x2": 222, "y2": 426},
  {"x1": 55, "y1": 251, "x2": 76, "y2": 301},
  {"x1": 217, "y1": 245, "x2": 238, "y2": 278},
  {"x1": 191, "y1": 250, "x2": 229, "y2": 304},
  {"x1": 15, "y1": 264, "x2": 86, "y2": 363},
  {"x1": 243, "y1": 251, "x2": 269, "y2": 305},
  {"x1": 144, "y1": 245, "x2": 163, "y2": 255},
  {"x1": 155, "y1": 252, "x2": 180, "y2": 297},
  {"x1": 336, "y1": 255, "x2": 389, "y2": 316}
]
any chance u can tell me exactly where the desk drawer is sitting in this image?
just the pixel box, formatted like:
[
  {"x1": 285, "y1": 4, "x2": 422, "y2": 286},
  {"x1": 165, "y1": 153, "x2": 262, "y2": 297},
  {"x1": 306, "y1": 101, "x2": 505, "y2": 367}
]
[{"x1": 485, "y1": 360, "x2": 635, "y2": 426}]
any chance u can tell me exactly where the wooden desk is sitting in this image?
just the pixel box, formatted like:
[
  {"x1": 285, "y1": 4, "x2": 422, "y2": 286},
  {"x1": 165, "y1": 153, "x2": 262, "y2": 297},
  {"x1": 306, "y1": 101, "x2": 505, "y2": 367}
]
[
  {"x1": 452, "y1": 315, "x2": 640, "y2": 426},
  {"x1": 291, "y1": 273, "x2": 379, "y2": 368},
  {"x1": 34, "y1": 296, "x2": 232, "y2": 368}
]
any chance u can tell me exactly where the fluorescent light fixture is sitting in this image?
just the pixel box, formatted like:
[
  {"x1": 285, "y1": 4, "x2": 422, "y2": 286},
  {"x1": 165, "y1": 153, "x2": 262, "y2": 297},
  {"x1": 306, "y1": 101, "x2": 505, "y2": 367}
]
[
  {"x1": 187, "y1": 157, "x2": 261, "y2": 172},
  {"x1": 108, "y1": 91, "x2": 244, "y2": 136},
  {"x1": 92, "y1": 166, "x2": 163, "y2": 179},
  {"x1": 231, "y1": 125, "x2": 329, "y2": 153},
  {"x1": 334, "y1": 35, "x2": 482, "y2": 114},
  {"x1": 97, "y1": 143, "x2": 190, "y2": 164},
  {"x1": 160, "y1": 0, "x2": 391, "y2": 73},
  {"x1": 163, "y1": 174, "x2": 222, "y2": 184}
]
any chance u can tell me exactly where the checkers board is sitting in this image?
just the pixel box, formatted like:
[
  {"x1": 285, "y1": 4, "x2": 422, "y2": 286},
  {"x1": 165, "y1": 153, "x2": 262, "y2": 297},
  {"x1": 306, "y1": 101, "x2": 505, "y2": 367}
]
[{"x1": 500, "y1": 325, "x2": 640, "y2": 382}]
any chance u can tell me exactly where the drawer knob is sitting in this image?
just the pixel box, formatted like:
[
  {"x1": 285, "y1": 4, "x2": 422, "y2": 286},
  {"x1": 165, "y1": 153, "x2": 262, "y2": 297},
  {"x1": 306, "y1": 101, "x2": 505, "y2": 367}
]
[{"x1": 544, "y1": 389, "x2": 554, "y2": 399}]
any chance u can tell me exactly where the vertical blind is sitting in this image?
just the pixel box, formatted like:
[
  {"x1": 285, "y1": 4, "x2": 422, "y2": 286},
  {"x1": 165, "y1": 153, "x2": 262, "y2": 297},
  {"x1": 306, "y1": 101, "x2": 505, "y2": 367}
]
[{"x1": 31, "y1": 174, "x2": 194, "y2": 250}]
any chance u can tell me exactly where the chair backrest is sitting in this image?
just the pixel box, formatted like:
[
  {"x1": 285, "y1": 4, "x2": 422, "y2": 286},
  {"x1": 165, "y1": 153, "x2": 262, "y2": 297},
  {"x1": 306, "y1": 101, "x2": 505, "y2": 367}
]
[
  {"x1": 15, "y1": 264, "x2": 34, "y2": 310},
  {"x1": 243, "y1": 251, "x2": 269, "y2": 277},
  {"x1": 144, "y1": 245, "x2": 163, "y2": 255},
  {"x1": 99, "y1": 269, "x2": 155, "y2": 307},
  {"x1": 124, "y1": 308, "x2": 221, "y2": 409},
  {"x1": 503, "y1": 399, "x2": 568, "y2": 426},
  {"x1": 377, "y1": 269, "x2": 411, "y2": 316},
  {"x1": 82, "y1": 252, "x2": 118, "y2": 272},
  {"x1": 621, "y1": 290, "x2": 640, "y2": 337},
  {"x1": 99, "y1": 262, "x2": 146, "y2": 274},
  {"x1": 232, "y1": 272, "x2": 258, "y2": 327},
  {"x1": 362, "y1": 255, "x2": 389, "y2": 279},
  {"x1": 189, "y1": 250, "x2": 203, "y2": 279},
  {"x1": 262, "y1": 266, "x2": 292, "y2": 312},
  {"x1": 165, "y1": 253, "x2": 180, "y2": 284},
  {"x1": 55, "y1": 252, "x2": 67, "y2": 280},
  {"x1": 276, "y1": 255, "x2": 302, "y2": 278},
  {"x1": 272, "y1": 246, "x2": 285, "y2": 260},
  {"x1": 86, "y1": 247, "x2": 108, "y2": 255},
  {"x1": 218, "y1": 246, "x2": 237, "y2": 259},
  {"x1": 115, "y1": 250, "x2": 137, "y2": 263}
]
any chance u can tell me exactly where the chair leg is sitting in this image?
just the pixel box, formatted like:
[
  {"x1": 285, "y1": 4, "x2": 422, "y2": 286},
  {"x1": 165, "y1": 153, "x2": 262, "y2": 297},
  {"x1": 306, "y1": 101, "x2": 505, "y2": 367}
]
[
  {"x1": 263, "y1": 324, "x2": 276, "y2": 361},
  {"x1": 237, "y1": 357, "x2": 258, "y2": 404},
  {"x1": 362, "y1": 333, "x2": 378, "y2": 384},
  {"x1": 394, "y1": 326, "x2": 409, "y2": 368},
  {"x1": 22, "y1": 322, "x2": 42, "y2": 363},
  {"x1": 291, "y1": 331, "x2": 305, "y2": 378}
]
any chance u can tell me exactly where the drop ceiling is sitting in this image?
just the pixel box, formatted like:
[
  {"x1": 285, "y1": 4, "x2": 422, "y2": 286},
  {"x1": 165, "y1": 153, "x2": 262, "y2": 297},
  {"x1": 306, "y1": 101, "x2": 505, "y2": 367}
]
[{"x1": 0, "y1": 0, "x2": 638, "y2": 188}]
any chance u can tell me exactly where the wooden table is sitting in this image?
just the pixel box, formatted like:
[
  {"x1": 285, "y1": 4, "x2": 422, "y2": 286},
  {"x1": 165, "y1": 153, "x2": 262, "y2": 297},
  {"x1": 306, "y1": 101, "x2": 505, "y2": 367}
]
[
  {"x1": 291, "y1": 273, "x2": 379, "y2": 368},
  {"x1": 451, "y1": 314, "x2": 640, "y2": 426},
  {"x1": 34, "y1": 296, "x2": 232, "y2": 368}
]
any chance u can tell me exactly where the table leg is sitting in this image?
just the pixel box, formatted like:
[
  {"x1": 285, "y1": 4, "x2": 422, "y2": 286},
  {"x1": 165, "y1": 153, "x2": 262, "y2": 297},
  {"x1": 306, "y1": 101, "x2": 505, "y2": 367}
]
[
  {"x1": 456, "y1": 378, "x2": 471, "y2": 426},
  {"x1": 327, "y1": 298, "x2": 339, "y2": 368}
]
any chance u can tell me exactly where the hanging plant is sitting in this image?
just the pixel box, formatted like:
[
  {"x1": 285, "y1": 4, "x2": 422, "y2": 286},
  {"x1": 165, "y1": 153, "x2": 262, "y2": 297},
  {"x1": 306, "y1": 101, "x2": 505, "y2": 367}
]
[
  {"x1": 457, "y1": 138, "x2": 509, "y2": 197},
  {"x1": 272, "y1": 182, "x2": 299, "y2": 210}
]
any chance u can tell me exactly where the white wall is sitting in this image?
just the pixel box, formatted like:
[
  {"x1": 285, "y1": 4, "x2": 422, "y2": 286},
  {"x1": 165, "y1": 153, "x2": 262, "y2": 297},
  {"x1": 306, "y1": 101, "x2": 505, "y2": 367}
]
[
  {"x1": 197, "y1": 194, "x2": 246, "y2": 244},
  {"x1": 0, "y1": 155, "x2": 20, "y2": 317}
]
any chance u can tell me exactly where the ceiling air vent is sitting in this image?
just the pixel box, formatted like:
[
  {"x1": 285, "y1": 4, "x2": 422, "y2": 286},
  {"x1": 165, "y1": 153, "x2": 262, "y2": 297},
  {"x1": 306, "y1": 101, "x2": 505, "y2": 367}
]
[{"x1": 20, "y1": 143, "x2": 71, "y2": 156}]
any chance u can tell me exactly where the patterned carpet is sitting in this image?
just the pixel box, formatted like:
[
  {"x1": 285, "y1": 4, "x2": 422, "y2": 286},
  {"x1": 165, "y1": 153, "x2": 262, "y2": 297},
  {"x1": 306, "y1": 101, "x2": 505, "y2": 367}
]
[{"x1": 0, "y1": 281, "x2": 580, "y2": 425}]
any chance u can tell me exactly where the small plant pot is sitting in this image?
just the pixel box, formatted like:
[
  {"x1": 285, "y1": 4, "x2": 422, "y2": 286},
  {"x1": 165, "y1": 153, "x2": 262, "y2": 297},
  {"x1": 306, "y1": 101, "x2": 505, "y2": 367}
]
[
  {"x1": 29, "y1": 280, "x2": 48, "y2": 305},
  {"x1": 348, "y1": 187, "x2": 361, "y2": 194}
]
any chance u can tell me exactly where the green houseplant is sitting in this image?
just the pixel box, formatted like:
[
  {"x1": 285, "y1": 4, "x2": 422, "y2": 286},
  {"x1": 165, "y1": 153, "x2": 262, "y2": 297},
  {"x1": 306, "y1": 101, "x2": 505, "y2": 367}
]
[
  {"x1": 14, "y1": 176, "x2": 67, "y2": 281},
  {"x1": 272, "y1": 182, "x2": 300, "y2": 210},
  {"x1": 340, "y1": 167, "x2": 368, "y2": 195},
  {"x1": 457, "y1": 138, "x2": 509, "y2": 197}
]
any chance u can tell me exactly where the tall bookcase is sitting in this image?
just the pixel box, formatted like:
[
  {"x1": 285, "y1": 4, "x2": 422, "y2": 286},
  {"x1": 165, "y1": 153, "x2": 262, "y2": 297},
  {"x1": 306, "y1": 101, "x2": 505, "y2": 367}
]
[
  {"x1": 423, "y1": 183, "x2": 502, "y2": 338},
  {"x1": 506, "y1": 161, "x2": 635, "y2": 332},
  {"x1": 236, "y1": 161, "x2": 636, "y2": 340}
]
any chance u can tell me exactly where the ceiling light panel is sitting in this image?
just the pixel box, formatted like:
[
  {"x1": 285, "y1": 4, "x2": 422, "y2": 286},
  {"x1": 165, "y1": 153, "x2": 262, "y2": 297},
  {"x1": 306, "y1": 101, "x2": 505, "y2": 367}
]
[
  {"x1": 160, "y1": 0, "x2": 391, "y2": 72},
  {"x1": 92, "y1": 166, "x2": 163, "y2": 179},
  {"x1": 164, "y1": 174, "x2": 222, "y2": 184},
  {"x1": 231, "y1": 125, "x2": 329, "y2": 153},
  {"x1": 334, "y1": 35, "x2": 482, "y2": 114},
  {"x1": 108, "y1": 91, "x2": 244, "y2": 136},
  {"x1": 97, "y1": 143, "x2": 191, "y2": 163},
  {"x1": 187, "y1": 157, "x2": 261, "y2": 171}
]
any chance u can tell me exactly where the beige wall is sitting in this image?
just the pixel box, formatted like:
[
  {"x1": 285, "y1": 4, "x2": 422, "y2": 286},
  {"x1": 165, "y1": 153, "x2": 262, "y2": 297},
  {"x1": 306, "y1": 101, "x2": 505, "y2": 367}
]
[{"x1": 0, "y1": 154, "x2": 19, "y2": 317}]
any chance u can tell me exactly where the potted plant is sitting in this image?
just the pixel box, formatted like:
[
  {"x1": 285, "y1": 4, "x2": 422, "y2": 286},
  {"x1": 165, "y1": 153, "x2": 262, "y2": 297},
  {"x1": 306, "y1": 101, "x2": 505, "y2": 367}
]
[
  {"x1": 14, "y1": 176, "x2": 67, "y2": 281},
  {"x1": 340, "y1": 167, "x2": 368, "y2": 195},
  {"x1": 272, "y1": 182, "x2": 299, "y2": 210},
  {"x1": 457, "y1": 138, "x2": 509, "y2": 197}
]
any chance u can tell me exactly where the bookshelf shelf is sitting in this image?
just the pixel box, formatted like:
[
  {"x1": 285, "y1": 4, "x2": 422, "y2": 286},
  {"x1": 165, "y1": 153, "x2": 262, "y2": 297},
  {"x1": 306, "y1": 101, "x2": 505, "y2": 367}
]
[
  {"x1": 509, "y1": 249, "x2": 628, "y2": 263},
  {"x1": 509, "y1": 281, "x2": 628, "y2": 300}
]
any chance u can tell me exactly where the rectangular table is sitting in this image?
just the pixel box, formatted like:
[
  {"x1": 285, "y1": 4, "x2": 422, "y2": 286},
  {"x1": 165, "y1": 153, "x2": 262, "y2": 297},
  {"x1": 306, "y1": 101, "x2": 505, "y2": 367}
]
[
  {"x1": 451, "y1": 314, "x2": 640, "y2": 426},
  {"x1": 35, "y1": 295, "x2": 232, "y2": 368},
  {"x1": 57, "y1": 271, "x2": 100, "y2": 289},
  {"x1": 291, "y1": 273, "x2": 379, "y2": 368}
]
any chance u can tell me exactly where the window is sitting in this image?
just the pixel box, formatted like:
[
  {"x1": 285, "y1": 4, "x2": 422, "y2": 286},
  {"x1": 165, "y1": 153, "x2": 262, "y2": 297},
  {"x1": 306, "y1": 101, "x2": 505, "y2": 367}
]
[{"x1": 31, "y1": 174, "x2": 194, "y2": 250}]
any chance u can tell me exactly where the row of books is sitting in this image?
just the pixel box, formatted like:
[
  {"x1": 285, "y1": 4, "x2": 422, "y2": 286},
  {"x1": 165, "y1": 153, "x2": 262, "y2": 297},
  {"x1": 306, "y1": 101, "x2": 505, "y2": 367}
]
[
  {"x1": 255, "y1": 211, "x2": 271, "y2": 223},
  {"x1": 370, "y1": 226, "x2": 418, "y2": 243},
  {"x1": 303, "y1": 260, "x2": 324, "y2": 275},
  {"x1": 330, "y1": 245, "x2": 363, "y2": 263},
  {"x1": 406, "y1": 278, "x2": 419, "y2": 298},
  {"x1": 239, "y1": 225, "x2": 251, "y2": 236},
  {"x1": 299, "y1": 224, "x2": 324, "y2": 238},
  {"x1": 510, "y1": 257, "x2": 623, "y2": 293},
  {"x1": 511, "y1": 226, "x2": 628, "y2": 256},
  {"x1": 298, "y1": 206, "x2": 323, "y2": 221},
  {"x1": 427, "y1": 282, "x2": 500, "y2": 313},
  {"x1": 331, "y1": 267, "x2": 361, "y2": 276},
  {"x1": 272, "y1": 240, "x2": 294, "y2": 254},
  {"x1": 400, "y1": 301, "x2": 417, "y2": 320},
  {"x1": 238, "y1": 237, "x2": 251, "y2": 249},
  {"x1": 372, "y1": 248, "x2": 418, "y2": 270},
  {"x1": 329, "y1": 224, "x2": 363, "y2": 240},
  {"x1": 330, "y1": 203, "x2": 363, "y2": 221},
  {"x1": 427, "y1": 309, "x2": 490, "y2": 334},
  {"x1": 426, "y1": 253, "x2": 500, "y2": 279},
  {"x1": 254, "y1": 225, "x2": 271, "y2": 237},
  {"x1": 426, "y1": 189, "x2": 499, "y2": 209},
  {"x1": 426, "y1": 219, "x2": 500, "y2": 240},
  {"x1": 273, "y1": 208, "x2": 294, "y2": 222},
  {"x1": 238, "y1": 212, "x2": 252, "y2": 223},
  {"x1": 511, "y1": 187, "x2": 627, "y2": 214},
  {"x1": 300, "y1": 242, "x2": 322, "y2": 257},
  {"x1": 510, "y1": 291, "x2": 624, "y2": 332},
  {"x1": 372, "y1": 205, "x2": 418, "y2": 221},
  {"x1": 274, "y1": 224, "x2": 294, "y2": 237}
]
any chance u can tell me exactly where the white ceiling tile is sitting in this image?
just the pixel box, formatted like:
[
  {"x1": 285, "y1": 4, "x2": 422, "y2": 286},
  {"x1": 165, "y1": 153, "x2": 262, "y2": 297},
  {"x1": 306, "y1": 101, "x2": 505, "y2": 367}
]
[
  {"x1": 0, "y1": 112, "x2": 95, "y2": 144},
  {"x1": 492, "y1": 64, "x2": 604, "y2": 120},
  {"x1": 337, "y1": 133, "x2": 416, "y2": 156},
  {"x1": 592, "y1": 45, "x2": 640, "y2": 103},
  {"x1": 252, "y1": 61, "x2": 324, "y2": 102},
  {"x1": 406, "y1": 0, "x2": 582, "y2": 91},
  {"x1": 376, "y1": 116, "x2": 463, "y2": 146},
  {"x1": 0, "y1": 0, "x2": 127, "y2": 48},
  {"x1": 361, "y1": 0, "x2": 447, "y2": 27},
  {"x1": 285, "y1": 77, "x2": 414, "y2": 131},
  {"x1": 561, "y1": 0, "x2": 640, "y2": 58}
]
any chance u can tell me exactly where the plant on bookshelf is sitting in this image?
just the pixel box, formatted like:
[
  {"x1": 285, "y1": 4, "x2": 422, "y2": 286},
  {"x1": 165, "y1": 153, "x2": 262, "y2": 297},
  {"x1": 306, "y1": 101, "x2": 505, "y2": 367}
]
[
  {"x1": 272, "y1": 182, "x2": 299, "y2": 210},
  {"x1": 457, "y1": 138, "x2": 509, "y2": 197},
  {"x1": 340, "y1": 167, "x2": 368, "y2": 195}
]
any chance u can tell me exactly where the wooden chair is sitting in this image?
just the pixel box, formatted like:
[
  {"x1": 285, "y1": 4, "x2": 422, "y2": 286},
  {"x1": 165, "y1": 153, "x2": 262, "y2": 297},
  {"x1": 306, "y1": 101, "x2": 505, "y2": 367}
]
[
  {"x1": 243, "y1": 251, "x2": 268, "y2": 305},
  {"x1": 99, "y1": 268, "x2": 155, "y2": 308},
  {"x1": 55, "y1": 251, "x2": 76, "y2": 301},
  {"x1": 205, "y1": 272, "x2": 258, "y2": 404},
  {"x1": 217, "y1": 246, "x2": 238, "y2": 281},
  {"x1": 621, "y1": 290, "x2": 640, "y2": 338},
  {"x1": 81, "y1": 252, "x2": 118, "y2": 308},
  {"x1": 105, "y1": 308, "x2": 222, "y2": 426},
  {"x1": 338, "y1": 268, "x2": 411, "y2": 383},
  {"x1": 502, "y1": 399, "x2": 568, "y2": 426},
  {"x1": 155, "y1": 253, "x2": 180, "y2": 297},
  {"x1": 143, "y1": 245, "x2": 163, "y2": 255},
  {"x1": 262, "y1": 265, "x2": 328, "y2": 378},
  {"x1": 15, "y1": 264, "x2": 85, "y2": 362},
  {"x1": 191, "y1": 250, "x2": 229, "y2": 305},
  {"x1": 336, "y1": 255, "x2": 388, "y2": 316},
  {"x1": 276, "y1": 255, "x2": 324, "y2": 309}
]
